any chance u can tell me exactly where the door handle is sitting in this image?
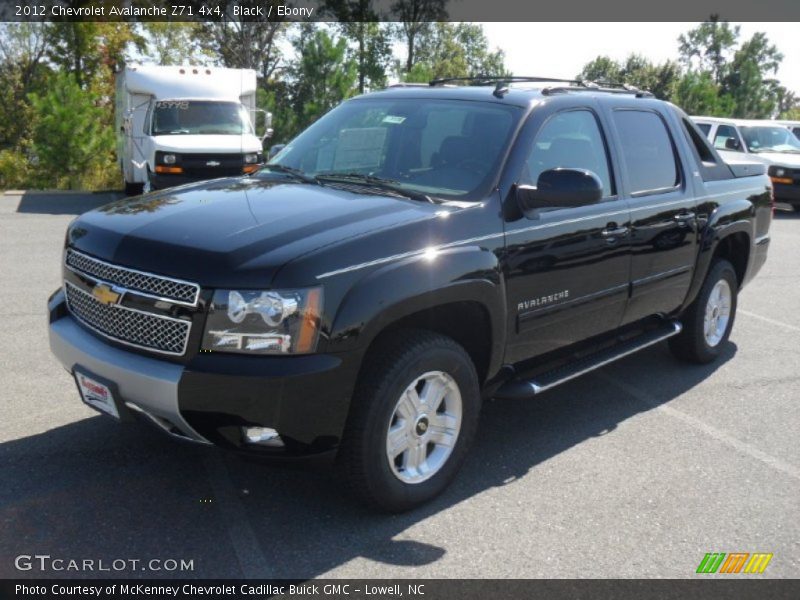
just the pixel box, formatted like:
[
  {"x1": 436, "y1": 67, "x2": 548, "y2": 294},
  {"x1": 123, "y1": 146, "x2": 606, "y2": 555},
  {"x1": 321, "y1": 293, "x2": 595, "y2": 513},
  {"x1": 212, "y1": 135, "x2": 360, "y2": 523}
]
[
  {"x1": 601, "y1": 226, "x2": 629, "y2": 238},
  {"x1": 674, "y1": 211, "x2": 696, "y2": 224}
]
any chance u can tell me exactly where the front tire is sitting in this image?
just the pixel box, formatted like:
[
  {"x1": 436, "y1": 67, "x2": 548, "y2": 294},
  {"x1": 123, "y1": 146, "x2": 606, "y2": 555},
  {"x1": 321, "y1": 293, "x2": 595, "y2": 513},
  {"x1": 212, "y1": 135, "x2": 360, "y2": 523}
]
[
  {"x1": 669, "y1": 259, "x2": 738, "y2": 364},
  {"x1": 338, "y1": 330, "x2": 480, "y2": 512}
]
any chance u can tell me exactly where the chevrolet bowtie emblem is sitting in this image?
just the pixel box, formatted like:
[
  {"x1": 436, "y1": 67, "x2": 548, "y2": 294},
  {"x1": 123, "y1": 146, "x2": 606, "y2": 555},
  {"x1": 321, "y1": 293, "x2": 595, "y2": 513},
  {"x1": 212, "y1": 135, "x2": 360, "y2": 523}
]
[
  {"x1": 206, "y1": 160, "x2": 221, "y2": 167},
  {"x1": 92, "y1": 283, "x2": 121, "y2": 306}
]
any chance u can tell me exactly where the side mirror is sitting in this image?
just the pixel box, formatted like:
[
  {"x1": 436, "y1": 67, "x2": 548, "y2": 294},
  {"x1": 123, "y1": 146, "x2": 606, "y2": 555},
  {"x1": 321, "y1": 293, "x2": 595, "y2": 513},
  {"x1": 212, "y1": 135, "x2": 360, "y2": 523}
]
[
  {"x1": 725, "y1": 137, "x2": 741, "y2": 151},
  {"x1": 268, "y1": 144, "x2": 286, "y2": 159},
  {"x1": 253, "y1": 109, "x2": 274, "y2": 141},
  {"x1": 516, "y1": 168, "x2": 603, "y2": 217}
]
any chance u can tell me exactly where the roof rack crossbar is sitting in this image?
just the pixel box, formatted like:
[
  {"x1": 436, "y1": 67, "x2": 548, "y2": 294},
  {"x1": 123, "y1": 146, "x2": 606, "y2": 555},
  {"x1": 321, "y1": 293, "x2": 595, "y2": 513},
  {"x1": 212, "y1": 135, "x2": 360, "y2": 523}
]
[
  {"x1": 541, "y1": 86, "x2": 654, "y2": 98},
  {"x1": 427, "y1": 75, "x2": 653, "y2": 98},
  {"x1": 429, "y1": 75, "x2": 586, "y2": 87}
]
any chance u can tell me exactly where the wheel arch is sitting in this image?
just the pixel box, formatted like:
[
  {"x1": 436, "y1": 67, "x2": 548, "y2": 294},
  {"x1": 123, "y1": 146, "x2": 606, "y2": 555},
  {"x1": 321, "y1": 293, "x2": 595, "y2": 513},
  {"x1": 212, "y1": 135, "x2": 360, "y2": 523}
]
[
  {"x1": 327, "y1": 245, "x2": 507, "y2": 387},
  {"x1": 682, "y1": 201, "x2": 754, "y2": 309}
]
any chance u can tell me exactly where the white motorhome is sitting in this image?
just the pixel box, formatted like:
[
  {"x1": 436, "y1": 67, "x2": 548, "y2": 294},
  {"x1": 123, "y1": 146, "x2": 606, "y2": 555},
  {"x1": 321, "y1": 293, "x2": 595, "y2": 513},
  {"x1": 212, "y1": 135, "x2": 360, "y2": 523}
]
[
  {"x1": 691, "y1": 116, "x2": 800, "y2": 211},
  {"x1": 115, "y1": 65, "x2": 271, "y2": 195}
]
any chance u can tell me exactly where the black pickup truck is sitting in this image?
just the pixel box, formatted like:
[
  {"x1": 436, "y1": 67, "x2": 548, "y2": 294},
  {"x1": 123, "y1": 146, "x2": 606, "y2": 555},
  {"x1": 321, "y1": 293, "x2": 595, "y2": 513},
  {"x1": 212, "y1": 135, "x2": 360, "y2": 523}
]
[{"x1": 49, "y1": 78, "x2": 772, "y2": 511}]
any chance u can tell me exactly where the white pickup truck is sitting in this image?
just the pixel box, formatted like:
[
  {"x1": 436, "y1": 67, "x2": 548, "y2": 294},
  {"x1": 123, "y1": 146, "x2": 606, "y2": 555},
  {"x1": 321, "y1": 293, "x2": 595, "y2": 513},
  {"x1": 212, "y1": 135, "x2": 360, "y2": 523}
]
[
  {"x1": 115, "y1": 65, "x2": 271, "y2": 195},
  {"x1": 692, "y1": 116, "x2": 800, "y2": 211}
]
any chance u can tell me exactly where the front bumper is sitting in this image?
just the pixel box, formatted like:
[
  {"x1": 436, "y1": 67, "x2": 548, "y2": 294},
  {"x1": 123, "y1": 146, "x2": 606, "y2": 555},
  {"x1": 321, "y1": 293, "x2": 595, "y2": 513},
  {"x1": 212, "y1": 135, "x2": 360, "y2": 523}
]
[
  {"x1": 773, "y1": 182, "x2": 800, "y2": 204},
  {"x1": 48, "y1": 289, "x2": 359, "y2": 456}
]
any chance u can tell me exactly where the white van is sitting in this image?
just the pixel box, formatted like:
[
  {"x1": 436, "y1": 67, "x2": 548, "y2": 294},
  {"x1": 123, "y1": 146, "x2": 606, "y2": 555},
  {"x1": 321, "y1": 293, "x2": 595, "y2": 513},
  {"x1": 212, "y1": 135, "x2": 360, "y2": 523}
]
[
  {"x1": 115, "y1": 65, "x2": 272, "y2": 195},
  {"x1": 691, "y1": 116, "x2": 800, "y2": 211}
]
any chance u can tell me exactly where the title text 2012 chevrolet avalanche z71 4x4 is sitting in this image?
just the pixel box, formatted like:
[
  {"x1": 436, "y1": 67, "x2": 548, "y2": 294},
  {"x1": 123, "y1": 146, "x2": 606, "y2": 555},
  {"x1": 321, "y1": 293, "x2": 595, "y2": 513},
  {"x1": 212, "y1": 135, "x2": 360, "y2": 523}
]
[{"x1": 49, "y1": 78, "x2": 772, "y2": 511}]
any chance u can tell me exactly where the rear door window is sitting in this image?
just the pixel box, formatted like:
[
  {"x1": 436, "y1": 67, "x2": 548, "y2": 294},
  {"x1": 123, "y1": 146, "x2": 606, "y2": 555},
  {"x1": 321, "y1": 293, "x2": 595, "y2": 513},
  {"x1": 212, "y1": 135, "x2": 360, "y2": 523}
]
[{"x1": 612, "y1": 110, "x2": 680, "y2": 195}]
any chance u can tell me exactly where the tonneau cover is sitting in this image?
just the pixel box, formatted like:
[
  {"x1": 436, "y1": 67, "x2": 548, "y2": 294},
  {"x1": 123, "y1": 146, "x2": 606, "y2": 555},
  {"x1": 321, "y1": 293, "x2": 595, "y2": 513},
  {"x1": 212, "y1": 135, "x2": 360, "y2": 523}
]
[{"x1": 725, "y1": 160, "x2": 767, "y2": 178}]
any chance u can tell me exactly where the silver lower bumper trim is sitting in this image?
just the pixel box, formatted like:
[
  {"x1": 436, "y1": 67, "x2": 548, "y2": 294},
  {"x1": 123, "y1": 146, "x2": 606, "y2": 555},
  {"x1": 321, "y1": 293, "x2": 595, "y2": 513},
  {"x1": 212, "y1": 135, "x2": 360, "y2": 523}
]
[{"x1": 49, "y1": 298, "x2": 210, "y2": 445}]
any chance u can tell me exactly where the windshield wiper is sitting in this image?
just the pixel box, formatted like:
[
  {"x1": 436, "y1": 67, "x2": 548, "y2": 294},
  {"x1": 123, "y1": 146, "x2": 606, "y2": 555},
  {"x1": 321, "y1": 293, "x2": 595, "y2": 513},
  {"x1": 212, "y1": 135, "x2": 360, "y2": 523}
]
[
  {"x1": 258, "y1": 164, "x2": 319, "y2": 184},
  {"x1": 315, "y1": 172, "x2": 436, "y2": 203}
]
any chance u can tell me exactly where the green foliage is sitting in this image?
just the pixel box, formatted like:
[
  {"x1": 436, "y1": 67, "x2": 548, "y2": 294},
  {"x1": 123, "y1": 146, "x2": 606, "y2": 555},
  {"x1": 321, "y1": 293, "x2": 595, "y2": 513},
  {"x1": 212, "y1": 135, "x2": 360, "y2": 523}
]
[
  {"x1": 0, "y1": 148, "x2": 33, "y2": 189},
  {"x1": 721, "y1": 32, "x2": 784, "y2": 118},
  {"x1": 338, "y1": 21, "x2": 394, "y2": 93},
  {"x1": 678, "y1": 15, "x2": 739, "y2": 85},
  {"x1": 28, "y1": 72, "x2": 115, "y2": 190},
  {"x1": 672, "y1": 71, "x2": 733, "y2": 116},
  {"x1": 289, "y1": 26, "x2": 358, "y2": 131},
  {"x1": 0, "y1": 23, "x2": 50, "y2": 150},
  {"x1": 404, "y1": 23, "x2": 507, "y2": 82},
  {"x1": 577, "y1": 54, "x2": 681, "y2": 100},
  {"x1": 391, "y1": 0, "x2": 448, "y2": 73},
  {"x1": 142, "y1": 23, "x2": 208, "y2": 66},
  {"x1": 580, "y1": 18, "x2": 794, "y2": 119}
]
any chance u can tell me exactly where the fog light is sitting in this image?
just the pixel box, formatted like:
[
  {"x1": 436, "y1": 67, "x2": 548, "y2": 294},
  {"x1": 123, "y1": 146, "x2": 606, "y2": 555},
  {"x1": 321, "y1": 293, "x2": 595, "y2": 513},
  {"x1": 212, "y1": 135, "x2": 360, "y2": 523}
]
[{"x1": 242, "y1": 426, "x2": 284, "y2": 447}]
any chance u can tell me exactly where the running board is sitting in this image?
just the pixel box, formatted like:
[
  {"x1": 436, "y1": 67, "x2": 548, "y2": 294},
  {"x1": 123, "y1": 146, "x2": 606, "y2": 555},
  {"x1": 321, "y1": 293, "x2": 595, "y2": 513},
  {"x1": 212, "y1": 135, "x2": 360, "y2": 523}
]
[{"x1": 494, "y1": 321, "x2": 682, "y2": 399}]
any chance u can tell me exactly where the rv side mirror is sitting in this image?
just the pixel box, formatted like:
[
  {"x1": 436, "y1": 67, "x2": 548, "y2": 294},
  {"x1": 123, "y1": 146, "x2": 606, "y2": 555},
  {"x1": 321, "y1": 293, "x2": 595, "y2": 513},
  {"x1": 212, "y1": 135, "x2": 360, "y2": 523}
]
[
  {"x1": 516, "y1": 168, "x2": 603, "y2": 217},
  {"x1": 268, "y1": 144, "x2": 286, "y2": 159}
]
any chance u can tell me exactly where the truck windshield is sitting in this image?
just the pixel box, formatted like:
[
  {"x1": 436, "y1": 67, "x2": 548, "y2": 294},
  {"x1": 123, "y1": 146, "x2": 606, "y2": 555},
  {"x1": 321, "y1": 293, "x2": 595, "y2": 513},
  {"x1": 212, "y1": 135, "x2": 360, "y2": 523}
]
[
  {"x1": 151, "y1": 100, "x2": 254, "y2": 136},
  {"x1": 739, "y1": 126, "x2": 800, "y2": 154},
  {"x1": 268, "y1": 98, "x2": 521, "y2": 201}
]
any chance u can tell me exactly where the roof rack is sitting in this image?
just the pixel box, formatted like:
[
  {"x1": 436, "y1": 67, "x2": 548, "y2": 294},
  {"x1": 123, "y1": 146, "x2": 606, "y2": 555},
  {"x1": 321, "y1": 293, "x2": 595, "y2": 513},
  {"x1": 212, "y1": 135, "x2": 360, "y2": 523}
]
[
  {"x1": 429, "y1": 75, "x2": 584, "y2": 87},
  {"x1": 541, "y1": 86, "x2": 654, "y2": 98},
  {"x1": 427, "y1": 75, "x2": 653, "y2": 99},
  {"x1": 386, "y1": 82, "x2": 430, "y2": 88}
]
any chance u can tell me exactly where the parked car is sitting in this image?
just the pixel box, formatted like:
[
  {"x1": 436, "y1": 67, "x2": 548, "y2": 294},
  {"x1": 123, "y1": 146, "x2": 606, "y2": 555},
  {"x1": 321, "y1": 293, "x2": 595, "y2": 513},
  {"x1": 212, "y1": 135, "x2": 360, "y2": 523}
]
[
  {"x1": 50, "y1": 78, "x2": 772, "y2": 512},
  {"x1": 777, "y1": 120, "x2": 800, "y2": 140},
  {"x1": 116, "y1": 65, "x2": 272, "y2": 195},
  {"x1": 692, "y1": 116, "x2": 800, "y2": 211}
]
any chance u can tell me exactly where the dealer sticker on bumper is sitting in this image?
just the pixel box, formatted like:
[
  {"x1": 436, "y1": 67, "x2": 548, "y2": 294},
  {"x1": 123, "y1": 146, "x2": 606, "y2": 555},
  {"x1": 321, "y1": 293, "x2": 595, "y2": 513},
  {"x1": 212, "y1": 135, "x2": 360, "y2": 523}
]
[{"x1": 75, "y1": 371, "x2": 120, "y2": 419}]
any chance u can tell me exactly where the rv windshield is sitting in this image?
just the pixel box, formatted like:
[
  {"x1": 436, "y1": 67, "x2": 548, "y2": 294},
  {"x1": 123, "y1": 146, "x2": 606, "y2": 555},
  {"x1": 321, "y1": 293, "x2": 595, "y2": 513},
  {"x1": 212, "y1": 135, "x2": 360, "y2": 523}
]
[
  {"x1": 739, "y1": 126, "x2": 800, "y2": 154},
  {"x1": 151, "y1": 100, "x2": 254, "y2": 136}
]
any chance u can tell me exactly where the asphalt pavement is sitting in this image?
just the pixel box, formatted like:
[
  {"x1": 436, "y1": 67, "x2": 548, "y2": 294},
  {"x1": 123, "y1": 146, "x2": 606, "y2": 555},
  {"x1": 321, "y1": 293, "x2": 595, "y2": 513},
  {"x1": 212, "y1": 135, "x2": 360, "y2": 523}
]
[{"x1": 1, "y1": 191, "x2": 798, "y2": 579}]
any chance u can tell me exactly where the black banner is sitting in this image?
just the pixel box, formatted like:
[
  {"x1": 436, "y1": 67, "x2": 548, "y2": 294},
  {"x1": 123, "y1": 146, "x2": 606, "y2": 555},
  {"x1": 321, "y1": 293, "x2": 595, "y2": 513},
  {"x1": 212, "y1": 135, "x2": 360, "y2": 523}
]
[
  {"x1": 2, "y1": 0, "x2": 800, "y2": 22},
  {"x1": 3, "y1": 579, "x2": 800, "y2": 600}
]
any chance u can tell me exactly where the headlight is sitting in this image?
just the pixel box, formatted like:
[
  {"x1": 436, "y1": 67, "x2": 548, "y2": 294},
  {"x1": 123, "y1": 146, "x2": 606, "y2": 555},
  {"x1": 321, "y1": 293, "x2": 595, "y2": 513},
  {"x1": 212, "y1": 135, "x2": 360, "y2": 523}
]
[
  {"x1": 162, "y1": 153, "x2": 177, "y2": 165},
  {"x1": 774, "y1": 168, "x2": 785, "y2": 177},
  {"x1": 202, "y1": 287, "x2": 322, "y2": 355},
  {"x1": 244, "y1": 153, "x2": 258, "y2": 164}
]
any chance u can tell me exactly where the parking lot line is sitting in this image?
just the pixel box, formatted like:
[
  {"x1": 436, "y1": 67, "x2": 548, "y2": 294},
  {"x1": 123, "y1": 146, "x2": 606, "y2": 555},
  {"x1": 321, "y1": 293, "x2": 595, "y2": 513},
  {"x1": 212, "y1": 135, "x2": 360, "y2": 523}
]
[
  {"x1": 739, "y1": 309, "x2": 800, "y2": 333},
  {"x1": 595, "y1": 371, "x2": 800, "y2": 482},
  {"x1": 203, "y1": 452, "x2": 273, "y2": 578}
]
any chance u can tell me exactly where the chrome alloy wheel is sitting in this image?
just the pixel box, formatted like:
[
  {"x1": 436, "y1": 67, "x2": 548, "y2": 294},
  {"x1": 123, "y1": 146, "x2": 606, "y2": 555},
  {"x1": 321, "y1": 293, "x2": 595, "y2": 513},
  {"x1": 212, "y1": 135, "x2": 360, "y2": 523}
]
[
  {"x1": 704, "y1": 279, "x2": 732, "y2": 347},
  {"x1": 386, "y1": 371, "x2": 463, "y2": 484}
]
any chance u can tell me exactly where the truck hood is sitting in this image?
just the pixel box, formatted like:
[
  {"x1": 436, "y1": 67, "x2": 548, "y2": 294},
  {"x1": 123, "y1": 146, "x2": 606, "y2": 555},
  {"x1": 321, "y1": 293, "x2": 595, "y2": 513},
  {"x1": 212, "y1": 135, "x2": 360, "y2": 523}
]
[
  {"x1": 67, "y1": 177, "x2": 446, "y2": 288},
  {"x1": 152, "y1": 134, "x2": 262, "y2": 154},
  {"x1": 720, "y1": 149, "x2": 800, "y2": 168}
]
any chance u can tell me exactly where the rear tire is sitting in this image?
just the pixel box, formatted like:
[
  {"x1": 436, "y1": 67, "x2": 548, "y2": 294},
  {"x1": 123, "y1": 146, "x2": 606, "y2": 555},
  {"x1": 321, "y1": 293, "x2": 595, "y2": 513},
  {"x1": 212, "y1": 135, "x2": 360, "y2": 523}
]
[
  {"x1": 669, "y1": 259, "x2": 738, "y2": 364},
  {"x1": 338, "y1": 330, "x2": 480, "y2": 512}
]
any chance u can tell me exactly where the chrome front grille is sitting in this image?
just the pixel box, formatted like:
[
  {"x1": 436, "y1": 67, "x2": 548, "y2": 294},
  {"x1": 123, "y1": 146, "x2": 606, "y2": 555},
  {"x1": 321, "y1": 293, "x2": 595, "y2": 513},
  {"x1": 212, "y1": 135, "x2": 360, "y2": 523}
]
[
  {"x1": 65, "y1": 282, "x2": 191, "y2": 356},
  {"x1": 66, "y1": 249, "x2": 200, "y2": 306}
]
